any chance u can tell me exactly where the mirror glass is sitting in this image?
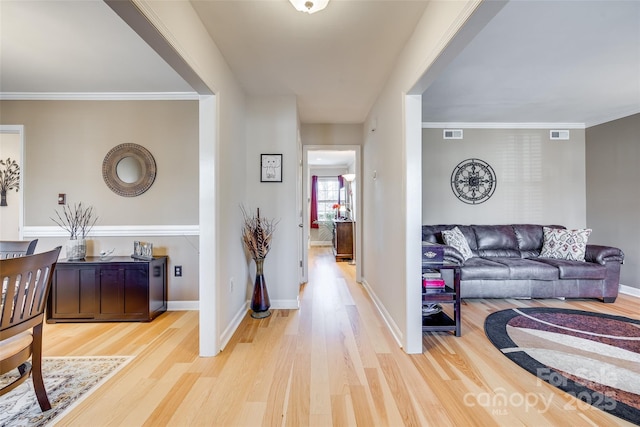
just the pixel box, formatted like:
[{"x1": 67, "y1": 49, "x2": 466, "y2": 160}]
[
  {"x1": 116, "y1": 156, "x2": 142, "y2": 184},
  {"x1": 102, "y1": 143, "x2": 156, "y2": 197}
]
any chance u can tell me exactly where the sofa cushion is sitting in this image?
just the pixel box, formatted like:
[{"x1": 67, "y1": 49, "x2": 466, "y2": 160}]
[
  {"x1": 442, "y1": 227, "x2": 474, "y2": 260},
  {"x1": 474, "y1": 225, "x2": 519, "y2": 251},
  {"x1": 533, "y1": 257, "x2": 606, "y2": 280},
  {"x1": 460, "y1": 257, "x2": 510, "y2": 280},
  {"x1": 512, "y1": 224, "x2": 545, "y2": 252},
  {"x1": 490, "y1": 258, "x2": 559, "y2": 280},
  {"x1": 540, "y1": 227, "x2": 592, "y2": 261},
  {"x1": 476, "y1": 248, "x2": 522, "y2": 258}
]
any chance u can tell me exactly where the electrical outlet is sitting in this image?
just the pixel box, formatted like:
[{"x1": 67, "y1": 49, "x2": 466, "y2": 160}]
[
  {"x1": 229, "y1": 277, "x2": 234, "y2": 292},
  {"x1": 174, "y1": 266, "x2": 182, "y2": 277}
]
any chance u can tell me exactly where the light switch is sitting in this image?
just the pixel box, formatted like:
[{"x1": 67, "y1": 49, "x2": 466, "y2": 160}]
[{"x1": 58, "y1": 193, "x2": 66, "y2": 205}]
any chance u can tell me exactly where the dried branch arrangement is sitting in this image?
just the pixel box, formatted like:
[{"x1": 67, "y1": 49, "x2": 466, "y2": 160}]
[
  {"x1": 51, "y1": 202, "x2": 98, "y2": 240},
  {"x1": 0, "y1": 158, "x2": 20, "y2": 193},
  {"x1": 241, "y1": 205, "x2": 279, "y2": 260}
]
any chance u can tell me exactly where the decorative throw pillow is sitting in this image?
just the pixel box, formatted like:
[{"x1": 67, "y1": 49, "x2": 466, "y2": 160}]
[
  {"x1": 442, "y1": 226, "x2": 474, "y2": 260},
  {"x1": 539, "y1": 227, "x2": 592, "y2": 261}
]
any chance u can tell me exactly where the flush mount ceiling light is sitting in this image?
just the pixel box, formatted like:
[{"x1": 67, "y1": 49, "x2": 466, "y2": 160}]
[{"x1": 289, "y1": 0, "x2": 329, "y2": 14}]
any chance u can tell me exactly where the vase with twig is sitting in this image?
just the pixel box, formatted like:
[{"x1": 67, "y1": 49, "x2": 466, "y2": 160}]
[
  {"x1": 51, "y1": 202, "x2": 98, "y2": 260},
  {"x1": 241, "y1": 205, "x2": 278, "y2": 319}
]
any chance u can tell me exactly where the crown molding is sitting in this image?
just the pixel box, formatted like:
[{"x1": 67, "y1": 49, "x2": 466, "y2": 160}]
[
  {"x1": 0, "y1": 92, "x2": 199, "y2": 101},
  {"x1": 422, "y1": 122, "x2": 586, "y2": 129}
]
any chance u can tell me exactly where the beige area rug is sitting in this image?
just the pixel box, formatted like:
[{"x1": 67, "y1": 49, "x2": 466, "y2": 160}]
[{"x1": 0, "y1": 356, "x2": 133, "y2": 427}]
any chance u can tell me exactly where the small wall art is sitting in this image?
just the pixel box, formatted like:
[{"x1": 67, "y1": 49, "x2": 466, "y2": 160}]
[{"x1": 261, "y1": 154, "x2": 282, "y2": 182}]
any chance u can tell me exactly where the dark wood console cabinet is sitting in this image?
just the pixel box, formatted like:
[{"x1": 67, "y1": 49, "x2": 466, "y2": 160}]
[
  {"x1": 333, "y1": 220, "x2": 354, "y2": 261},
  {"x1": 47, "y1": 256, "x2": 167, "y2": 323}
]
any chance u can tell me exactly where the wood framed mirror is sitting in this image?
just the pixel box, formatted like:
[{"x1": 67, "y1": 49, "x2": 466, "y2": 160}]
[{"x1": 102, "y1": 143, "x2": 156, "y2": 197}]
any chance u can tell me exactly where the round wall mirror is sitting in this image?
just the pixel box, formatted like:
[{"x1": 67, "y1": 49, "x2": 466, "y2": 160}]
[
  {"x1": 102, "y1": 143, "x2": 156, "y2": 197},
  {"x1": 116, "y1": 156, "x2": 142, "y2": 183}
]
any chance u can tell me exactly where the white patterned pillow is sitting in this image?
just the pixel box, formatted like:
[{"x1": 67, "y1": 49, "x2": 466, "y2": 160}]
[
  {"x1": 442, "y1": 226, "x2": 474, "y2": 261},
  {"x1": 540, "y1": 227, "x2": 592, "y2": 261}
]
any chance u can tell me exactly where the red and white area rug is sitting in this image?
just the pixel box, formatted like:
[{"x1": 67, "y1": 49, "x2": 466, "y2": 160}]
[{"x1": 484, "y1": 307, "x2": 640, "y2": 425}]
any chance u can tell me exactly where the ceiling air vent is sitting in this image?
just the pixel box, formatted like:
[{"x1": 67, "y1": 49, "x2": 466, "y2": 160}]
[
  {"x1": 443, "y1": 129, "x2": 463, "y2": 140},
  {"x1": 550, "y1": 130, "x2": 570, "y2": 140}
]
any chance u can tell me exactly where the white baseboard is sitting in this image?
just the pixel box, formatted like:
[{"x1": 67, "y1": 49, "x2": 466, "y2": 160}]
[
  {"x1": 218, "y1": 298, "x2": 299, "y2": 351},
  {"x1": 167, "y1": 300, "x2": 199, "y2": 311},
  {"x1": 619, "y1": 284, "x2": 640, "y2": 298},
  {"x1": 360, "y1": 278, "x2": 403, "y2": 348},
  {"x1": 219, "y1": 301, "x2": 249, "y2": 351}
]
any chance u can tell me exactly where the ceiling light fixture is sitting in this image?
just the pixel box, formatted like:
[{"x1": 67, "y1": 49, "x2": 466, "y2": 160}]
[{"x1": 289, "y1": 0, "x2": 329, "y2": 14}]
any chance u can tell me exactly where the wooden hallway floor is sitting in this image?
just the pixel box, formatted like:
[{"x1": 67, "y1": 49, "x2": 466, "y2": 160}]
[{"x1": 44, "y1": 246, "x2": 636, "y2": 426}]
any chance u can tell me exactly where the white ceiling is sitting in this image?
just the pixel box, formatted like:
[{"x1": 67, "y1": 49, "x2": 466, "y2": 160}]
[
  {"x1": 0, "y1": 0, "x2": 193, "y2": 94},
  {"x1": 1, "y1": 1, "x2": 639, "y2": 127},
  {"x1": 307, "y1": 150, "x2": 354, "y2": 167},
  {"x1": 422, "y1": 1, "x2": 640, "y2": 127}
]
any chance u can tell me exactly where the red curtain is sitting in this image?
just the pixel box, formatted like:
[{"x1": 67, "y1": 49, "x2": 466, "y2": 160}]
[{"x1": 310, "y1": 175, "x2": 319, "y2": 228}]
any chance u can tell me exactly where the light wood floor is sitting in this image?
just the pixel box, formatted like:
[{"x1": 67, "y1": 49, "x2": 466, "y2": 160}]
[{"x1": 45, "y1": 247, "x2": 637, "y2": 426}]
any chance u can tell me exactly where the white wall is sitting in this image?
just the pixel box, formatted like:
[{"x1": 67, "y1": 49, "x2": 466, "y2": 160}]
[
  {"x1": 363, "y1": 1, "x2": 485, "y2": 353},
  {"x1": 422, "y1": 127, "x2": 587, "y2": 227},
  {"x1": 245, "y1": 95, "x2": 300, "y2": 308}
]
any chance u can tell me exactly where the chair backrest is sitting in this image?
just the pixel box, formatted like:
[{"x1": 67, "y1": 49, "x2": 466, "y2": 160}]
[
  {"x1": 0, "y1": 246, "x2": 61, "y2": 339},
  {"x1": 0, "y1": 239, "x2": 38, "y2": 259}
]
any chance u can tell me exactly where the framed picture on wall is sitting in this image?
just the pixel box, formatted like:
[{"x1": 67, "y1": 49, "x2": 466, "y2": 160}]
[{"x1": 261, "y1": 154, "x2": 282, "y2": 182}]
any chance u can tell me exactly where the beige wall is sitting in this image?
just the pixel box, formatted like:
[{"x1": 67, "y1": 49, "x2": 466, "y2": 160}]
[
  {"x1": 300, "y1": 123, "x2": 363, "y2": 146},
  {"x1": 586, "y1": 113, "x2": 640, "y2": 290},
  {"x1": 0, "y1": 100, "x2": 198, "y2": 225},
  {"x1": 0, "y1": 99, "x2": 200, "y2": 301},
  {"x1": 422, "y1": 127, "x2": 587, "y2": 227}
]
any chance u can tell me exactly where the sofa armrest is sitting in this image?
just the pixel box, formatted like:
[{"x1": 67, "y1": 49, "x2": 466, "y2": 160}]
[{"x1": 585, "y1": 244, "x2": 625, "y2": 265}]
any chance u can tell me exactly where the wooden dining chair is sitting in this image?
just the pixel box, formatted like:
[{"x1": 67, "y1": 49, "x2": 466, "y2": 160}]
[
  {"x1": 0, "y1": 246, "x2": 61, "y2": 411},
  {"x1": 0, "y1": 239, "x2": 38, "y2": 259}
]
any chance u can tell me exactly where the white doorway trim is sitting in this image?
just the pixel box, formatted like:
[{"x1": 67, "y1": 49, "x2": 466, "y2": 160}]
[
  {"x1": 198, "y1": 95, "x2": 218, "y2": 356},
  {"x1": 0, "y1": 125, "x2": 25, "y2": 239},
  {"x1": 302, "y1": 145, "x2": 362, "y2": 283}
]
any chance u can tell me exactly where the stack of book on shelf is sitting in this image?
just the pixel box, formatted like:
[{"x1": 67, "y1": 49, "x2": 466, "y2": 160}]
[{"x1": 422, "y1": 269, "x2": 445, "y2": 290}]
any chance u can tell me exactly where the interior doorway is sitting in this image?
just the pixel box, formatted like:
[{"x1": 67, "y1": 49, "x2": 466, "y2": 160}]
[
  {"x1": 300, "y1": 145, "x2": 361, "y2": 284},
  {"x1": 0, "y1": 125, "x2": 24, "y2": 240}
]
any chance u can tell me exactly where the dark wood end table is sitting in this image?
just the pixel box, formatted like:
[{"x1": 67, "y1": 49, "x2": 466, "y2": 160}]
[{"x1": 422, "y1": 262, "x2": 461, "y2": 336}]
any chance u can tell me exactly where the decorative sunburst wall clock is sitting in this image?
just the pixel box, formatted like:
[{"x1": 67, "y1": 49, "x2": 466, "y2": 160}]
[{"x1": 450, "y1": 158, "x2": 496, "y2": 204}]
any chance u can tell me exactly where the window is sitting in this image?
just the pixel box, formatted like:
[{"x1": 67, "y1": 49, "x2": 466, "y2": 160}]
[{"x1": 316, "y1": 177, "x2": 344, "y2": 221}]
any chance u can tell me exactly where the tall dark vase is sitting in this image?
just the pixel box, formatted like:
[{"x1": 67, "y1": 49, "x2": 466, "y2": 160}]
[
  {"x1": 0, "y1": 190, "x2": 7, "y2": 207},
  {"x1": 251, "y1": 258, "x2": 271, "y2": 319}
]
